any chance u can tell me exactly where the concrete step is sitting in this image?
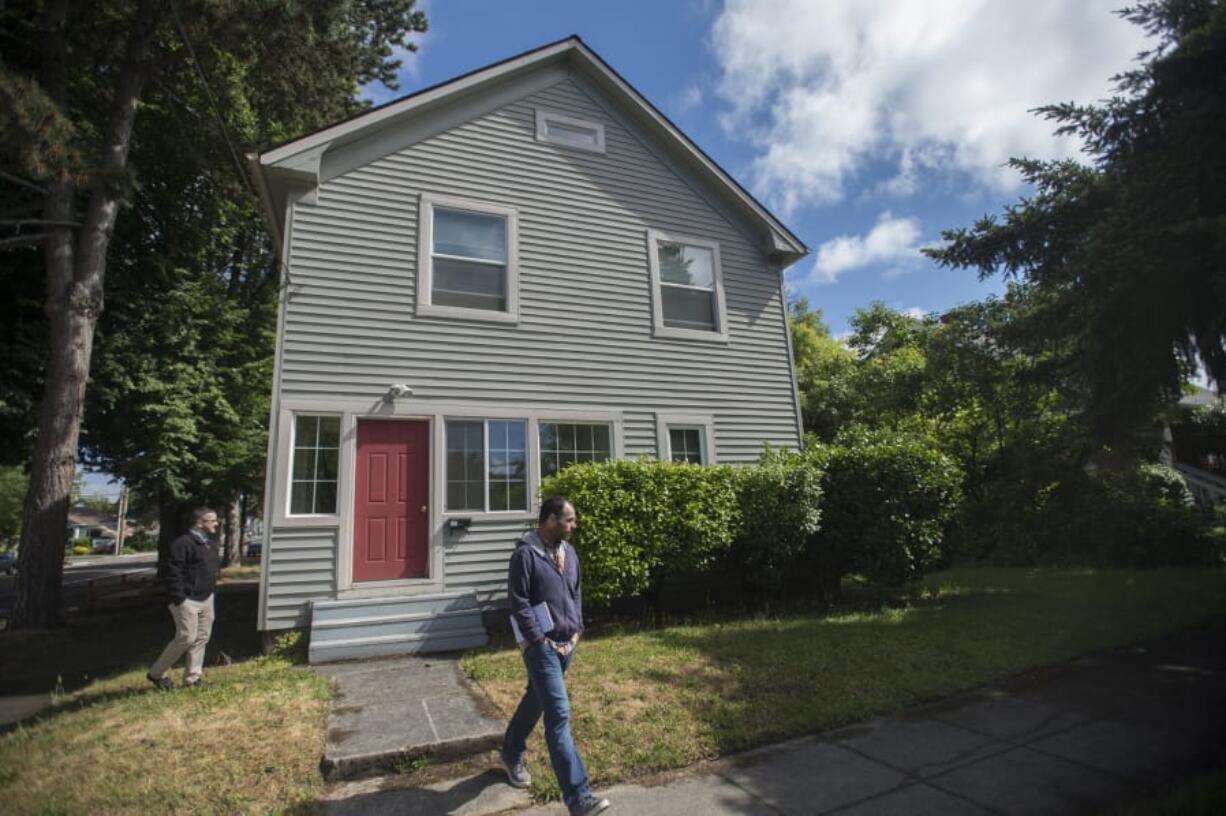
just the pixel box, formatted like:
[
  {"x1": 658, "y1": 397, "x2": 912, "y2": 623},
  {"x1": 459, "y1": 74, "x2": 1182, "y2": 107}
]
[{"x1": 308, "y1": 592, "x2": 489, "y2": 664}]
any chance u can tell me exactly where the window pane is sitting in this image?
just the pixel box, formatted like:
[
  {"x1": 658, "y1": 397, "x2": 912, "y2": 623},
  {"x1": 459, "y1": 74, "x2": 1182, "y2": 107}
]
[
  {"x1": 662, "y1": 285, "x2": 716, "y2": 331},
  {"x1": 317, "y1": 448, "x2": 338, "y2": 480},
  {"x1": 295, "y1": 415, "x2": 319, "y2": 448},
  {"x1": 434, "y1": 208, "x2": 506, "y2": 262},
  {"x1": 291, "y1": 448, "x2": 315, "y2": 480},
  {"x1": 446, "y1": 421, "x2": 484, "y2": 511},
  {"x1": 658, "y1": 242, "x2": 714, "y2": 288},
  {"x1": 540, "y1": 422, "x2": 558, "y2": 450},
  {"x1": 433, "y1": 257, "x2": 507, "y2": 311},
  {"x1": 558, "y1": 423, "x2": 575, "y2": 451},
  {"x1": 670, "y1": 428, "x2": 704, "y2": 464},
  {"x1": 488, "y1": 420, "x2": 527, "y2": 512},
  {"x1": 593, "y1": 424, "x2": 611, "y2": 455},
  {"x1": 541, "y1": 453, "x2": 561, "y2": 480},
  {"x1": 508, "y1": 482, "x2": 527, "y2": 511},
  {"x1": 314, "y1": 481, "x2": 338, "y2": 514},
  {"x1": 318, "y1": 416, "x2": 340, "y2": 448},
  {"x1": 290, "y1": 482, "x2": 315, "y2": 515}
]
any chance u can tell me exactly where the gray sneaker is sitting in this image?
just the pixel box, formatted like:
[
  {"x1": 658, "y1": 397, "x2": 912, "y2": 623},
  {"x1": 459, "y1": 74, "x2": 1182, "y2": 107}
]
[
  {"x1": 570, "y1": 795, "x2": 611, "y2": 816},
  {"x1": 500, "y1": 754, "x2": 531, "y2": 788}
]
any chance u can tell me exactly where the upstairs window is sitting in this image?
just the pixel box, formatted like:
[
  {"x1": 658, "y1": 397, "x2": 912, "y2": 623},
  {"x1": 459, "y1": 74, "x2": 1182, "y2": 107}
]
[
  {"x1": 536, "y1": 109, "x2": 606, "y2": 154},
  {"x1": 647, "y1": 230, "x2": 728, "y2": 342},
  {"x1": 418, "y1": 194, "x2": 519, "y2": 323}
]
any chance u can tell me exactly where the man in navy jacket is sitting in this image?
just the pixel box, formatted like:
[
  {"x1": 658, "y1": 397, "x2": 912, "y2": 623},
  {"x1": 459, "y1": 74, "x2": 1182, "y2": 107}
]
[
  {"x1": 146, "y1": 507, "x2": 220, "y2": 690},
  {"x1": 501, "y1": 496, "x2": 610, "y2": 816}
]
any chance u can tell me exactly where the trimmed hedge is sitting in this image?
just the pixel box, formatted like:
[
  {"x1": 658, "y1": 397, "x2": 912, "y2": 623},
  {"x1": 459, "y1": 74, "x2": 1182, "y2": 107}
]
[
  {"x1": 731, "y1": 445, "x2": 824, "y2": 596},
  {"x1": 541, "y1": 459, "x2": 740, "y2": 605},
  {"x1": 810, "y1": 426, "x2": 962, "y2": 593}
]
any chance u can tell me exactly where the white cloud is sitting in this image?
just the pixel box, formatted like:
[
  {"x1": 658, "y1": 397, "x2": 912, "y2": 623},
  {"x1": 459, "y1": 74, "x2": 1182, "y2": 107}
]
[
  {"x1": 902, "y1": 306, "x2": 928, "y2": 320},
  {"x1": 711, "y1": 0, "x2": 1152, "y2": 213},
  {"x1": 810, "y1": 212, "x2": 922, "y2": 284},
  {"x1": 672, "y1": 84, "x2": 704, "y2": 115}
]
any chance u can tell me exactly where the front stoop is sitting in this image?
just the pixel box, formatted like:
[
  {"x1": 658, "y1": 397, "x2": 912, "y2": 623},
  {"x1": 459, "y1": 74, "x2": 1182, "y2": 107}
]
[
  {"x1": 309, "y1": 591, "x2": 489, "y2": 664},
  {"x1": 316, "y1": 655, "x2": 505, "y2": 782}
]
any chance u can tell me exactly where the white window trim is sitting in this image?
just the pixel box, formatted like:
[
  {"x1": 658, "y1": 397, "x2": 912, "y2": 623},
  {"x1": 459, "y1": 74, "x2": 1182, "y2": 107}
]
[
  {"x1": 656, "y1": 412, "x2": 717, "y2": 465},
  {"x1": 535, "y1": 107, "x2": 606, "y2": 154},
  {"x1": 646, "y1": 229, "x2": 729, "y2": 343},
  {"x1": 417, "y1": 192, "x2": 520, "y2": 324},
  {"x1": 284, "y1": 412, "x2": 343, "y2": 521}
]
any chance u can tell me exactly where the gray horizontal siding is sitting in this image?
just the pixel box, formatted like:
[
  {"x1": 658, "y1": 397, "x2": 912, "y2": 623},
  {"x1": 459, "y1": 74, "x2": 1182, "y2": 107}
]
[
  {"x1": 281, "y1": 77, "x2": 798, "y2": 458},
  {"x1": 444, "y1": 517, "x2": 533, "y2": 608},
  {"x1": 264, "y1": 527, "x2": 338, "y2": 630}
]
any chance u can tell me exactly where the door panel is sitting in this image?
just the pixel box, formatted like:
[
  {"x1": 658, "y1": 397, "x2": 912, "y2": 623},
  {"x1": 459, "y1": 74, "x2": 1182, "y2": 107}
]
[{"x1": 354, "y1": 420, "x2": 429, "y2": 581}]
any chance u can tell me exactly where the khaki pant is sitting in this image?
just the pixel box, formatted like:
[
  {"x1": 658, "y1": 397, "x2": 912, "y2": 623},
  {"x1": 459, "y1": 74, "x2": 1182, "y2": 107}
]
[{"x1": 149, "y1": 594, "x2": 215, "y2": 683}]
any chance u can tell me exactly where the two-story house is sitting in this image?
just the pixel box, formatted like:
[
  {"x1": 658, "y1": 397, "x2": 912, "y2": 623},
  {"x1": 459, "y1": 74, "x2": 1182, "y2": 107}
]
[{"x1": 249, "y1": 36, "x2": 809, "y2": 662}]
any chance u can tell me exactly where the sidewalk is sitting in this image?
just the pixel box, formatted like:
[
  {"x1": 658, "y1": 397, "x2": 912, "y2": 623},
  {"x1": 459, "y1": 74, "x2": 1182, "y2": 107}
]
[{"x1": 323, "y1": 619, "x2": 1226, "y2": 815}]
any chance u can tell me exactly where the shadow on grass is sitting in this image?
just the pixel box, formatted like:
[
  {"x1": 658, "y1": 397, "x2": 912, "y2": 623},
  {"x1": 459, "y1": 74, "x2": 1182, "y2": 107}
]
[
  {"x1": 624, "y1": 568, "x2": 1226, "y2": 757},
  {"x1": 0, "y1": 583, "x2": 264, "y2": 696}
]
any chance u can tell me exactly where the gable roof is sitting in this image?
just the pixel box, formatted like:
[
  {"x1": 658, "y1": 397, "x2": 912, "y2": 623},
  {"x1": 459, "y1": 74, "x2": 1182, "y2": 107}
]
[{"x1": 249, "y1": 36, "x2": 809, "y2": 267}]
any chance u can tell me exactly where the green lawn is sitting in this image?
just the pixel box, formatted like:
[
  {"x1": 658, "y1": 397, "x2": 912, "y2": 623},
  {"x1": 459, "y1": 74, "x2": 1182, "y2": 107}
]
[{"x1": 462, "y1": 567, "x2": 1226, "y2": 801}]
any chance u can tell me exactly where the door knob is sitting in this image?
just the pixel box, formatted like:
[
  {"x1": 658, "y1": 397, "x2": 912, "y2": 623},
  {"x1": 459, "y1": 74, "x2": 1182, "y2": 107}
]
[{"x1": 420, "y1": 505, "x2": 427, "y2": 513}]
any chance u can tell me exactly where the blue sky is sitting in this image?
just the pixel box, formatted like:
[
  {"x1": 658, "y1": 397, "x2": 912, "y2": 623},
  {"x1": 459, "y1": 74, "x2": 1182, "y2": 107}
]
[{"x1": 365, "y1": 0, "x2": 1150, "y2": 337}]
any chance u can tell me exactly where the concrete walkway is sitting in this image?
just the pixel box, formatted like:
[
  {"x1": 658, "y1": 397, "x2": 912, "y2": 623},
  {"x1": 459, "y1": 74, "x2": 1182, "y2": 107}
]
[
  {"x1": 323, "y1": 620, "x2": 1226, "y2": 815},
  {"x1": 316, "y1": 654, "x2": 505, "y2": 781}
]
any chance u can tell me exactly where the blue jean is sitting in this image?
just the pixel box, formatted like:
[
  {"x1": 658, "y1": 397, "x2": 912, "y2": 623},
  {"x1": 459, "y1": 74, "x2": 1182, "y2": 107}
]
[{"x1": 502, "y1": 641, "x2": 592, "y2": 808}]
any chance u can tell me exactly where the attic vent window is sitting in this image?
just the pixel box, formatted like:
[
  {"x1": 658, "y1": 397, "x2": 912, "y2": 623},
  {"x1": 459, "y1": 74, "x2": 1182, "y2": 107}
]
[{"x1": 536, "y1": 109, "x2": 605, "y2": 154}]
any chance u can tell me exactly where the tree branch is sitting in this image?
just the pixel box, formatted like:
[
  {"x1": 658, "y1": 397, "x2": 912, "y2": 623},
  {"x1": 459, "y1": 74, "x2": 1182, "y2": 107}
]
[
  {"x1": 0, "y1": 171, "x2": 48, "y2": 197},
  {"x1": 0, "y1": 233, "x2": 52, "y2": 249}
]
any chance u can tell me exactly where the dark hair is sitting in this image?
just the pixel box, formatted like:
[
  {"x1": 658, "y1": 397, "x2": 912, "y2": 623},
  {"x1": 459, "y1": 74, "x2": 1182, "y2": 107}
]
[
  {"x1": 190, "y1": 507, "x2": 217, "y2": 526},
  {"x1": 538, "y1": 496, "x2": 571, "y2": 525}
]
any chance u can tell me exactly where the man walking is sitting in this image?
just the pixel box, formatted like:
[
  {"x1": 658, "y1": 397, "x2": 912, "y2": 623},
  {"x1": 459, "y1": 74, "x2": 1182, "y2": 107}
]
[
  {"x1": 147, "y1": 507, "x2": 220, "y2": 690},
  {"x1": 501, "y1": 496, "x2": 610, "y2": 816}
]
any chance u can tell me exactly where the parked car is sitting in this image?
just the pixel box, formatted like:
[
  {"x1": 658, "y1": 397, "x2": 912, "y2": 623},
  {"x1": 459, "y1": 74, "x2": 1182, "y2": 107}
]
[
  {"x1": 0, "y1": 549, "x2": 16, "y2": 575},
  {"x1": 91, "y1": 537, "x2": 117, "y2": 554},
  {"x1": 245, "y1": 538, "x2": 262, "y2": 559}
]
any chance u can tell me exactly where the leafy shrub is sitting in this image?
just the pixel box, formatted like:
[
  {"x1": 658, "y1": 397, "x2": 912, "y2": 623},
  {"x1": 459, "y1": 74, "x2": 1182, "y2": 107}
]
[
  {"x1": 732, "y1": 445, "x2": 824, "y2": 596},
  {"x1": 811, "y1": 425, "x2": 962, "y2": 594},
  {"x1": 71, "y1": 536, "x2": 91, "y2": 550},
  {"x1": 1049, "y1": 463, "x2": 1212, "y2": 566},
  {"x1": 122, "y1": 530, "x2": 157, "y2": 552},
  {"x1": 541, "y1": 459, "x2": 740, "y2": 605},
  {"x1": 72, "y1": 545, "x2": 90, "y2": 556}
]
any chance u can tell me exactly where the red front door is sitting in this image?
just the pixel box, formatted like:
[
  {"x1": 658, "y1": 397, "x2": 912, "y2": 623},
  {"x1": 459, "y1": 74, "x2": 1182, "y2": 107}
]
[{"x1": 354, "y1": 419, "x2": 429, "y2": 582}]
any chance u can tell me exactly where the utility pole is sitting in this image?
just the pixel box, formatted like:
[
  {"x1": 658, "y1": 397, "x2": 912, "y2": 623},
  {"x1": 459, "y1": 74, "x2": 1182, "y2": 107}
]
[{"x1": 116, "y1": 485, "x2": 129, "y2": 557}]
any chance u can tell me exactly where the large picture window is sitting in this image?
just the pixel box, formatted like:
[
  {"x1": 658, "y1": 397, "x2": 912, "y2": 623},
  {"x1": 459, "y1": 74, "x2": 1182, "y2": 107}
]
[
  {"x1": 647, "y1": 230, "x2": 727, "y2": 341},
  {"x1": 445, "y1": 419, "x2": 528, "y2": 512},
  {"x1": 539, "y1": 422, "x2": 613, "y2": 479},
  {"x1": 289, "y1": 415, "x2": 340, "y2": 515},
  {"x1": 418, "y1": 194, "x2": 519, "y2": 322}
]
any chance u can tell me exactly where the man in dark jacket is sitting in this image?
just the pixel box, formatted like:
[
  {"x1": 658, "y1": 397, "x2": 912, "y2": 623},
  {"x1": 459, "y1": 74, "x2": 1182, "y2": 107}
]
[
  {"x1": 147, "y1": 507, "x2": 220, "y2": 690},
  {"x1": 500, "y1": 496, "x2": 610, "y2": 816}
]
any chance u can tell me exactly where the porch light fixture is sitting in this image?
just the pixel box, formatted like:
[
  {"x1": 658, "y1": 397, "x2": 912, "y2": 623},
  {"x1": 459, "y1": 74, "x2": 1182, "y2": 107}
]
[{"x1": 384, "y1": 383, "x2": 413, "y2": 402}]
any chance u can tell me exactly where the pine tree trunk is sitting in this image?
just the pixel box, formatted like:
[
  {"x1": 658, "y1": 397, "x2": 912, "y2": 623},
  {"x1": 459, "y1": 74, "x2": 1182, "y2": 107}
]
[
  {"x1": 223, "y1": 499, "x2": 241, "y2": 567},
  {"x1": 10, "y1": 4, "x2": 157, "y2": 629}
]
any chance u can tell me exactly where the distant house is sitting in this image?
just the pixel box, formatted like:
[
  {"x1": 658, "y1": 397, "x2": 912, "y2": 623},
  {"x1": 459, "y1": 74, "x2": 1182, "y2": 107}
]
[
  {"x1": 67, "y1": 507, "x2": 117, "y2": 541},
  {"x1": 249, "y1": 36, "x2": 809, "y2": 662}
]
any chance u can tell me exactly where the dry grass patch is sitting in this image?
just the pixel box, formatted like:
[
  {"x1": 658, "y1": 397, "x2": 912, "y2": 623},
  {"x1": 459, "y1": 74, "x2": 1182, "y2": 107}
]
[{"x1": 0, "y1": 648, "x2": 330, "y2": 815}]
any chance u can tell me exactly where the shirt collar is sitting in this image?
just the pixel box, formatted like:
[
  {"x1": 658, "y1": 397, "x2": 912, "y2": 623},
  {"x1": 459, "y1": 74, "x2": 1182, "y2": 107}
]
[
  {"x1": 525, "y1": 530, "x2": 564, "y2": 559},
  {"x1": 189, "y1": 528, "x2": 210, "y2": 545}
]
